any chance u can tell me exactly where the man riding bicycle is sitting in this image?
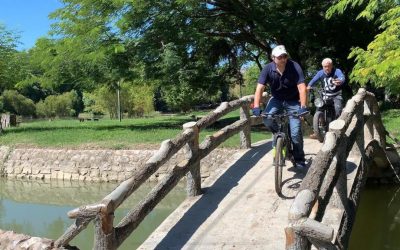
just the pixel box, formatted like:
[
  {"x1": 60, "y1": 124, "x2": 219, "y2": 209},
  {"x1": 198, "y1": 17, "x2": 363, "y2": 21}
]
[{"x1": 252, "y1": 45, "x2": 308, "y2": 170}]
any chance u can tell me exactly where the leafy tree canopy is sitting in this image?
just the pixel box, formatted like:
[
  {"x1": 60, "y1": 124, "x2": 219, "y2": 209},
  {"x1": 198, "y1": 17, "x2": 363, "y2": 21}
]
[
  {"x1": 327, "y1": 0, "x2": 400, "y2": 94},
  {"x1": 2, "y1": 0, "x2": 396, "y2": 114},
  {"x1": 0, "y1": 23, "x2": 24, "y2": 91}
]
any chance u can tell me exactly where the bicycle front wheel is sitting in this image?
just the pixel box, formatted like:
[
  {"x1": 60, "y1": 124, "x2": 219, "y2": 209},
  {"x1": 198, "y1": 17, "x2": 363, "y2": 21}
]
[
  {"x1": 274, "y1": 137, "x2": 284, "y2": 195},
  {"x1": 313, "y1": 111, "x2": 325, "y2": 143}
]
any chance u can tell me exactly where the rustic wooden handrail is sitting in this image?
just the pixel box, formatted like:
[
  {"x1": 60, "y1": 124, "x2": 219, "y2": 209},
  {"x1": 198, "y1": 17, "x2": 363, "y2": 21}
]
[
  {"x1": 285, "y1": 88, "x2": 393, "y2": 249},
  {"x1": 55, "y1": 93, "x2": 269, "y2": 249}
]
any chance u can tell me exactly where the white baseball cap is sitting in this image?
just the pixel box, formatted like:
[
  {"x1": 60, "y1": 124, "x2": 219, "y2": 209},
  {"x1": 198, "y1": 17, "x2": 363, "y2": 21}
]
[{"x1": 271, "y1": 45, "x2": 288, "y2": 57}]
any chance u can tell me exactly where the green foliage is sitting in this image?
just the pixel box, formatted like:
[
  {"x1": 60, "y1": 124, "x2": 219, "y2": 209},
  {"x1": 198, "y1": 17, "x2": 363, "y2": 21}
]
[
  {"x1": 82, "y1": 92, "x2": 105, "y2": 115},
  {"x1": 47, "y1": 0, "x2": 134, "y2": 93},
  {"x1": 0, "y1": 24, "x2": 30, "y2": 92},
  {"x1": 92, "y1": 86, "x2": 119, "y2": 118},
  {"x1": 0, "y1": 0, "x2": 390, "y2": 113},
  {"x1": 243, "y1": 64, "x2": 261, "y2": 95},
  {"x1": 127, "y1": 82, "x2": 155, "y2": 117},
  {"x1": 326, "y1": 0, "x2": 367, "y2": 19},
  {"x1": 327, "y1": 0, "x2": 400, "y2": 94},
  {"x1": 23, "y1": 37, "x2": 103, "y2": 93},
  {"x1": 0, "y1": 90, "x2": 36, "y2": 116},
  {"x1": 230, "y1": 63, "x2": 261, "y2": 98},
  {"x1": 161, "y1": 82, "x2": 205, "y2": 112},
  {"x1": 36, "y1": 91, "x2": 79, "y2": 118},
  {"x1": 87, "y1": 82, "x2": 155, "y2": 118}
]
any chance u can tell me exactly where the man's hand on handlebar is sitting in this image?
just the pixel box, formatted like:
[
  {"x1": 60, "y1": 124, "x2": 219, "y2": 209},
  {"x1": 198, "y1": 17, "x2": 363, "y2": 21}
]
[
  {"x1": 252, "y1": 107, "x2": 262, "y2": 117},
  {"x1": 298, "y1": 107, "x2": 309, "y2": 117}
]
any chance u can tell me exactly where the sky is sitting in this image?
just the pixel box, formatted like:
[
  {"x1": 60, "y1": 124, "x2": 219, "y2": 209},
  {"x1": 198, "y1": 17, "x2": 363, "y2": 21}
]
[{"x1": 0, "y1": 0, "x2": 63, "y2": 50}]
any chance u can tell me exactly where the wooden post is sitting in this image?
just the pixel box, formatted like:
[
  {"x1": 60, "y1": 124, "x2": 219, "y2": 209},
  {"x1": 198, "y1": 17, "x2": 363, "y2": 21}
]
[
  {"x1": 93, "y1": 208, "x2": 116, "y2": 250},
  {"x1": 368, "y1": 95, "x2": 387, "y2": 148},
  {"x1": 183, "y1": 121, "x2": 202, "y2": 196},
  {"x1": 286, "y1": 189, "x2": 315, "y2": 249},
  {"x1": 348, "y1": 103, "x2": 365, "y2": 160},
  {"x1": 332, "y1": 138, "x2": 348, "y2": 210},
  {"x1": 363, "y1": 101, "x2": 374, "y2": 144},
  {"x1": 239, "y1": 104, "x2": 251, "y2": 149}
]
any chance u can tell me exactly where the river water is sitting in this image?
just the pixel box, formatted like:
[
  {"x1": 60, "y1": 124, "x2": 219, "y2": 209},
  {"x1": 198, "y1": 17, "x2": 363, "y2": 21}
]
[
  {"x1": 0, "y1": 178, "x2": 186, "y2": 249},
  {"x1": 349, "y1": 185, "x2": 400, "y2": 250},
  {"x1": 0, "y1": 178, "x2": 399, "y2": 249}
]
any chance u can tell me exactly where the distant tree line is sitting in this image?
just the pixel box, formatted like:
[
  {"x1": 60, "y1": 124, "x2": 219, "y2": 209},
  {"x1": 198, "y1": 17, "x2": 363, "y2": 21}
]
[{"x1": 0, "y1": 0, "x2": 399, "y2": 118}]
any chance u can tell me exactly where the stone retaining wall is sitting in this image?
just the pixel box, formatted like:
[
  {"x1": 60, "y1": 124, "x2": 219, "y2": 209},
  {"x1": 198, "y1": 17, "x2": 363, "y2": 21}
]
[
  {"x1": 0, "y1": 146, "x2": 241, "y2": 182},
  {"x1": 0, "y1": 230, "x2": 57, "y2": 250}
]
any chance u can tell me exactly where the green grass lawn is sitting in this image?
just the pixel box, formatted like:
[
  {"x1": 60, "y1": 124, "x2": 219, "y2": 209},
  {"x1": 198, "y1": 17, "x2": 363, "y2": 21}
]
[
  {"x1": 381, "y1": 109, "x2": 400, "y2": 144},
  {"x1": 1, "y1": 109, "x2": 399, "y2": 150},
  {"x1": 0, "y1": 111, "x2": 271, "y2": 149}
]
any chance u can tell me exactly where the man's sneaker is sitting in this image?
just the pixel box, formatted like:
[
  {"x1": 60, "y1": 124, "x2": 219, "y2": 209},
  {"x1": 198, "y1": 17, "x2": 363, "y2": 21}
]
[
  {"x1": 295, "y1": 161, "x2": 306, "y2": 170},
  {"x1": 309, "y1": 133, "x2": 319, "y2": 140}
]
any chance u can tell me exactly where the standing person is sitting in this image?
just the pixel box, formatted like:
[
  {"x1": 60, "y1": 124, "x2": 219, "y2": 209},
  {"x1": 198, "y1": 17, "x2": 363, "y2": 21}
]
[{"x1": 252, "y1": 45, "x2": 309, "y2": 169}]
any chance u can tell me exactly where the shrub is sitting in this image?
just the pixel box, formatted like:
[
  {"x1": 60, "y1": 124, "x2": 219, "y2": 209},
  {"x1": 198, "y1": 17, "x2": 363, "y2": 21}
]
[
  {"x1": 1, "y1": 90, "x2": 36, "y2": 116},
  {"x1": 82, "y1": 92, "x2": 106, "y2": 115},
  {"x1": 88, "y1": 82, "x2": 155, "y2": 118},
  {"x1": 35, "y1": 91, "x2": 78, "y2": 118},
  {"x1": 127, "y1": 82, "x2": 155, "y2": 117},
  {"x1": 161, "y1": 82, "x2": 222, "y2": 112}
]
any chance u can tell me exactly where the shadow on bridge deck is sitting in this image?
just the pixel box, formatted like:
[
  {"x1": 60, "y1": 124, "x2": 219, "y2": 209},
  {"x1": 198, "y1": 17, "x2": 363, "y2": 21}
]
[
  {"x1": 150, "y1": 140, "x2": 272, "y2": 249},
  {"x1": 140, "y1": 139, "x2": 353, "y2": 249}
]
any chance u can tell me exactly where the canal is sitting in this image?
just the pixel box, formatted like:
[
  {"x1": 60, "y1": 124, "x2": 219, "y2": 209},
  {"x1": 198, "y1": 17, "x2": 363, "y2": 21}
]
[
  {"x1": 0, "y1": 178, "x2": 399, "y2": 249},
  {"x1": 349, "y1": 185, "x2": 400, "y2": 250},
  {"x1": 0, "y1": 178, "x2": 186, "y2": 249}
]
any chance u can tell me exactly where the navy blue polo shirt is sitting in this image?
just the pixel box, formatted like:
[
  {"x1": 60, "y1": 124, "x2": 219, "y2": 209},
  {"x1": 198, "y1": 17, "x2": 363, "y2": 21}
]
[{"x1": 257, "y1": 60, "x2": 305, "y2": 101}]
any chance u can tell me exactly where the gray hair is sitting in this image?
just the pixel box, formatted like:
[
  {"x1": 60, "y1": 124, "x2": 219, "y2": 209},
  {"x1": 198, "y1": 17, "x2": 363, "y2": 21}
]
[{"x1": 322, "y1": 58, "x2": 333, "y2": 66}]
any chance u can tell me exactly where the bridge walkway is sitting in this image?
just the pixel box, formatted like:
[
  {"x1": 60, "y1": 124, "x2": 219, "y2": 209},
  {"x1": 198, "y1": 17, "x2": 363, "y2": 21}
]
[{"x1": 140, "y1": 138, "x2": 360, "y2": 249}]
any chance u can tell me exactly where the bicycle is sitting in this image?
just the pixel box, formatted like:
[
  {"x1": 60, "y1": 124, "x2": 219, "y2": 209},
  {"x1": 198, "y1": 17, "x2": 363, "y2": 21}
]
[{"x1": 262, "y1": 110, "x2": 309, "y2": 195}]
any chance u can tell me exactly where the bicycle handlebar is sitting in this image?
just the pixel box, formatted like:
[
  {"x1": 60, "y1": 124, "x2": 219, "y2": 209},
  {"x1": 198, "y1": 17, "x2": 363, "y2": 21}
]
[{"x1": 260, "y1": 111, "x2": 309, "y2": 118}]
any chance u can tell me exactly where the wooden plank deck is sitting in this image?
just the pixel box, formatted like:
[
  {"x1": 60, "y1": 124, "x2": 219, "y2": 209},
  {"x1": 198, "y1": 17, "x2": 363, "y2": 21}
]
[{"x1": 139, "y1": 139, "x2": 360, "y2": 249}]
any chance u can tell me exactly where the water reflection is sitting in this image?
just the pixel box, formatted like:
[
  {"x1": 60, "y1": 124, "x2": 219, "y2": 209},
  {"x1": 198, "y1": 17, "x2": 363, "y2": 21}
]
[
  {"x1": 0, "y1": 178, "x2": 186, "y2": 250},
  {"x1": 349, "y1": 185, "x2": 400, "y2": 250},
  {"x1": 3, "y1": 179, "x2": 398, "y2": 249}
]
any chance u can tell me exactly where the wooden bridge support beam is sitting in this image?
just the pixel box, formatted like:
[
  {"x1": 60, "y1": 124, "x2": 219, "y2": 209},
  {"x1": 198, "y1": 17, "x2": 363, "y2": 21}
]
[
  {"x1": 316, "y1": 120, "x2": 348, "y2": 222},
  {"x1": 239, "y1": 104, "x2": 251, "y2": 149},
  {"x1": 286, "y1": 189, "x2": 336, "y2": 249},
  {"x1": 94, "y1": 206, "x2": 116, "y2": 250},
  {"x1": 183, "y1": 122, "x2": 202, "y2": 196},
  {"x1": 364, "y1": 101, "x2": 375, "y2": 145},
  {"x1": 334, "y1": 139, "x2": 348, "y2": 210}
]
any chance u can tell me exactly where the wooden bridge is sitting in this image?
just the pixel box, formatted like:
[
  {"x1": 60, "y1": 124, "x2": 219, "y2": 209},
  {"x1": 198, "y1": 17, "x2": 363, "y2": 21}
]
[
  {"x1": 139, "y1": 138, "x2": 331, "y2": 249},
  {"x1": 5, "y1": 88, "x2": 399, "y2": 249}
]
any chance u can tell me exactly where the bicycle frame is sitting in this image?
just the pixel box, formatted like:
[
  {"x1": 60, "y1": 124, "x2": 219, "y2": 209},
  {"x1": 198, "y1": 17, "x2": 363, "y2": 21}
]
[
  {"x1": 262, "y1": 111, "x2": 299, "y2": 196},
  {"x1": 263, "y1": 112, "x2": 295, "y2": 165}
]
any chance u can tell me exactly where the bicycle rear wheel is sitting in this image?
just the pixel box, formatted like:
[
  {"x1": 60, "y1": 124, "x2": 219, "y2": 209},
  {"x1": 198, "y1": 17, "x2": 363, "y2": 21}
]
[{"x1": 274, "y1": 137, "x2": 284, "y2": 195}]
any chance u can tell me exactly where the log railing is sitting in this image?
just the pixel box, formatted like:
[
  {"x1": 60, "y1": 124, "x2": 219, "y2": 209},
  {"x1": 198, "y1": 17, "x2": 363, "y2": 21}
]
[
  {"x1": 55, "y1": 93, "x2": 269, "y2": 249},
  {"x1": 285, "y1": 88, "x2": 393, "y2": 249}
]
